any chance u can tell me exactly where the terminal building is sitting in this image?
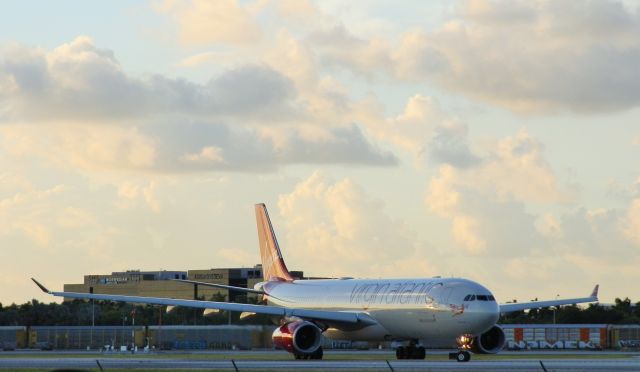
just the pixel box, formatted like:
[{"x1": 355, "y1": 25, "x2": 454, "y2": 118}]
[{"x1": 63, "y1": 265, "x2": 304, "y2": 302}]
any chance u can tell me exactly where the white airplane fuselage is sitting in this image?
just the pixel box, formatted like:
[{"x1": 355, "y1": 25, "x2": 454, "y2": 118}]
[{"x1": 260, "y1": 277, "x2": 499, "y2": 343}]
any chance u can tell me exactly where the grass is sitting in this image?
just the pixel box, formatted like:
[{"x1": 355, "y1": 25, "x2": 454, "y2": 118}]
[
  {"x1": 1, "y1": 352, "x2": 638, "y2": 372},
  {"x1": 0, "y1": 350, "x2": 635, "y2": 360}
]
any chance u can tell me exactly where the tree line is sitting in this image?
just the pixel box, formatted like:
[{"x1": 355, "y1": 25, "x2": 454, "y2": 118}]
[
  {"x1": 0, "y1": 294, "x2": 272, "y2": 327},
  {"x1": 0, "y1": 297, "x2": 639, "y2": 326},
  {"x1": 501, "y1": 298, "x2": 640, "y2": 324}
]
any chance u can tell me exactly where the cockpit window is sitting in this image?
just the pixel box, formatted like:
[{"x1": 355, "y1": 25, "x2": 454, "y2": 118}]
[
  {"x1": 477, "y1": 295, "x2": 488, "y2": 301},
  {"x1": 469, "y1": 295, "x2": 475, "y2": 301},
  {"x1": 463, "y1": 295, "x2": 471, "y2": 301},
  {"x1": 488, "y1": 295, "x2": 495, "y2": 301}
]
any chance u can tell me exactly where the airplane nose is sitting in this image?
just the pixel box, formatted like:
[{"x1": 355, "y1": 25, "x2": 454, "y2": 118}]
[{"x1": 472, "y1": 303, "x2": 500, "y2": 333}]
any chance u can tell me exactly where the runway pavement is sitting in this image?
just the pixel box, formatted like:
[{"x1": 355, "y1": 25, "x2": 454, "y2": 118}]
[
  {"x1": 0, "y1": 351, "x2": 639, "y2": 371},
  {"x1": 0, "y1": 357, "x2": 639, "y2": 371}
]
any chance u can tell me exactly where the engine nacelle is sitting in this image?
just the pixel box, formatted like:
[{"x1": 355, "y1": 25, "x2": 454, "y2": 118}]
[
  {"x1": 457, "y1": 325, "x2": 505, "y2": 354},
  {"x1": 272, "y1": 320, "x2": 323, "y2": 355},
  {"x1": 473, "y1": 326, "x2": 506, "y2": 354}
]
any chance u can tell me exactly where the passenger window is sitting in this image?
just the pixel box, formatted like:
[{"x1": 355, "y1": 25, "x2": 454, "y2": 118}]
[{"x1": 477, "y1": 295, "x2": 488, "y2": 301}]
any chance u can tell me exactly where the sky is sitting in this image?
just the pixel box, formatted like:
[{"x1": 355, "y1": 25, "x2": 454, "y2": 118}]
[{"x1": 1, "y1": 0, "x2": 640, "y2": 306}]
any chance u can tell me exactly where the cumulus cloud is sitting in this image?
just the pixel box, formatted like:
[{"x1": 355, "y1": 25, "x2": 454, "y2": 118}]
[
  {"x1": 277, "y1": 172, "x2": 433, "y2": 278},
  {"x1": 0, "y1": 183, "x2": 65, "y2": 249},
  {"x1": 155, "y1": 0, "x2": 262, "y2": 45},
  {"x1": 429, "y1": 122, "x2": 480, "y2": 168},
  {"x1": 426, "y1": 165, "x2": 544, "y2": 255},
  {"x1": 405, "y1": 0, "x2": 640, "y2": 113},
  {"x1": 181, "y1": 146, "x2": 225, "y2": 165},
  {"x1": 0, "y1": 37, "x2": 297, "y2": 122},
  {"x1": 352, "y1": 94, "x2": 479, "y2": 168},
  {"x1": 424, "y1": 130, "x2": 568, "y2": 255},
  {"x1": 623, "y1": 199, "x2": 640, "y2": 246},
  {"x1": 307, "y1": 24, "x2": 392, "y2": 79},
  {"x1": 0, "y1": 37, "x2": 398, "y2": 172},
  {"x1": 306, "y1": 0, "x2": 640, "y2": 114},
  {"x1": 1, "y1": 120, "x2": 396, "y2": 173}
]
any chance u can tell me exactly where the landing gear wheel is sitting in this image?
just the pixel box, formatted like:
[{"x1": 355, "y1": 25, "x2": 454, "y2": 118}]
[
  {"x1": 310, "y1": 347, "x2": 323, "y2": 360},
  {"x1": 395, "y1": 346, "x2": 425, "y2": 360},
  {"x1": 456, "y1": 351, "x2": 471, "y2": 362}
]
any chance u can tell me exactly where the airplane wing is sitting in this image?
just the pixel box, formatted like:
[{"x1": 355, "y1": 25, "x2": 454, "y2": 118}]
[
  {"x1": 499, "y1": 285, "x2": 599, "y2": 313},
  {"x1": 171, "y1": 279, "x2": 265, "y2": 295},
  {"x1": 31, "y1": 278, "x2": 377, "y2": 327}
]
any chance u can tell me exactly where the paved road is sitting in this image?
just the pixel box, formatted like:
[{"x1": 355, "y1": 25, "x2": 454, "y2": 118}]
[{"x1": 0, "y1": 357, "x2": 639, "y2": 370}]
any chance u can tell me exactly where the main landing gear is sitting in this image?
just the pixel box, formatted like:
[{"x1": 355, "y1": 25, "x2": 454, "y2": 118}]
[
  {"x1": 395, "y1": 342, "x2": 426, "y2": 360},
  {"x1": 448, "y1": 350, "x2": 471, "y2": 362},
  {"x1": 294, "y1": 347, "x2": 323, "y2": 360}
]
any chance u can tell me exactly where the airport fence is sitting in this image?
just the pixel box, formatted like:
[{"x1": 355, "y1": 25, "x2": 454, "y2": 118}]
[
  {"x1": 29, "y1": 326, "x2": 144, "y2": 350},
  {"x1": 1, "y1": 324, "x2": 639, "y2": 350},
  {"x1": 0, "y1": 326, "x2": 26, "y2": 350},
  {"x1": 147, "y1": 325, "x2": 276, "y2": 350}
]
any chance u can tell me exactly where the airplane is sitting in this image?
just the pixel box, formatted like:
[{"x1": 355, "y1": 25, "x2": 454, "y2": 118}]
[{"x1": 32, "y1": 203, "x2": 599, "y2": 362}]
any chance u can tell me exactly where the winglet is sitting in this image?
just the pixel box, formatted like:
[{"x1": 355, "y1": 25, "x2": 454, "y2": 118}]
[
  {"x1": 590, "y1": 284, "x2": 599, "y2": 299},
  {"x1": 31, "y1": 278, "x2": 50, "y2": 293}
]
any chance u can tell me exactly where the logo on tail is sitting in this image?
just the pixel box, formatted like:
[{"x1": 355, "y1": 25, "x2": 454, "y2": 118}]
[{"x1": 255, "y1": 204, "x2": 294, "y2": 282}]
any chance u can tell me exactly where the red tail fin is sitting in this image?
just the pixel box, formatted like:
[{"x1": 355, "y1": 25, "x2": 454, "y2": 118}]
[{"x1": 255, "y1": 204, "x2": 293, "y2": 282}]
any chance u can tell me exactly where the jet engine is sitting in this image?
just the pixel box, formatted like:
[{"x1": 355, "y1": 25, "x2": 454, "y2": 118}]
[
  {"x1": 457, "y1": 325, "x2": 505, "y2": 354},
  {"x1": 272, "y1": 320, "x2": 323, "y2": 357}
]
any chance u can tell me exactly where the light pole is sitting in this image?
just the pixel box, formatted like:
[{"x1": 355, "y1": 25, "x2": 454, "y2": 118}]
[
  {"x1": 122, "y1": 315, "x2": 127, "y2": 349},
  {"x1": 552, "y1": 307, "x2": 556, "y2": 324},
  {"x1": 131, "y1": 309, "x2": 135, "y2": 354},
  {"x1": 90, "y1": 298, "x2": 94, "y2": 350}
]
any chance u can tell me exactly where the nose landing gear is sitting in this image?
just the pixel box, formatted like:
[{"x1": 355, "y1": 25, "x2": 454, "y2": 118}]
[{"x1": 448, "y1": 350, "x2": 471, "y2": 362}]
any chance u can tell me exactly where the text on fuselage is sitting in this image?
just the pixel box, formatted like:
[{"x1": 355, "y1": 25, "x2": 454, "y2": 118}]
[{"x1": 349, "y1": 281, "x2": 444, "y2": 306}]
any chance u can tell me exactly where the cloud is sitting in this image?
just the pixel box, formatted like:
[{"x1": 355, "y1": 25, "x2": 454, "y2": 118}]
[
  {"x1": 426, "y1": 166, "x2": 544, "y2": 255},
  {"x1": 353, "y1": 94, "x2": 479, "y2": 167},
  {"x1": 277, "y1": 172, "x2": 433, "y2": 278},
  {"x1": 0, "y1": 183, "x2": 65, "y2": 249},
  {"x1": 429, "y1": 122, "x2": 480, "y2": 168},
  {"x1": 181, "y1": 146, "x2": 225, "y2": 165},
  {"x1": 307, "y1": 24, "x2": 392, "y2": 79},
  {"x1": 0, "y1": 37, "x2": 297, "y2": 122},
  {"x1": 155, "y1": 0, "x2": 261, "y2": 45},
  {"x1": 0, "y1": 37, "x2": 397, "y2": 172},
  {"x1": 398, "y1": 0, "x2": 640, "y2": 113},
  {"x1": 305, "y1": 1, "x2": 640, "y2": 114},
  {"x1": 1, "y1": 119, "x2": 396, "y2": 173},
  {"x1": 424, "y1": 130, "x2": 567, "y2": 255},
  {"x1": 623, "y1": 199, "x2": 640, "y2": 246}
]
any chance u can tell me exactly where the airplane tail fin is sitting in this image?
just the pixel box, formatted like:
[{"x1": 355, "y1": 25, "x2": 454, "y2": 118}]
[{"x1": 255, "y1": 203, "x2": 294, "y2": 282}]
